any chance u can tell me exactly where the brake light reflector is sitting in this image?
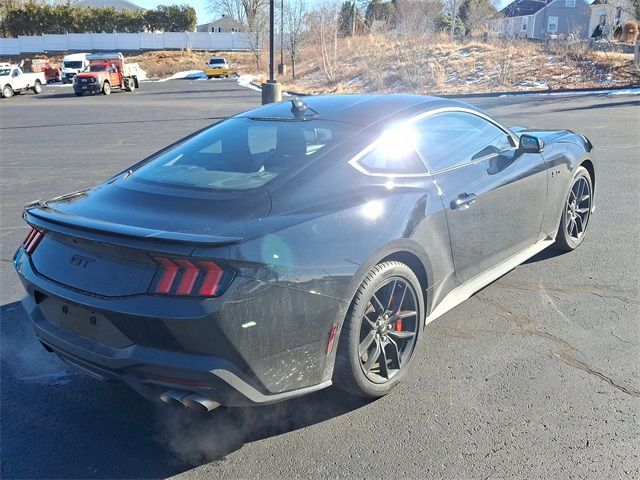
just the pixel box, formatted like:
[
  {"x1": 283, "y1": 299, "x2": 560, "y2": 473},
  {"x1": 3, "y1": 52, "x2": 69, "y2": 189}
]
[
  {"x1": 151, "y1": 257, "x2": 230, "y2": 297},
  {"x1": 174, "y1": 259, "x2": 199, "y2": 295},
  {"x1": 154, "y1": 257, "x2": 179, "y2": 294},
  {"x1": 23, "y1": 227, "x2": 44, "y2": 254},
  {"x1": 198, "y1": 261, "x2": 223, "y2": 296}
]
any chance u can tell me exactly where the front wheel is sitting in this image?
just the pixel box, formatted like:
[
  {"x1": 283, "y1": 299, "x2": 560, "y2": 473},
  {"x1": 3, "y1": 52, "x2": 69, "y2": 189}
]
[
  {"x1": 2, "y1": 84, "x2": 13, "y2": 98},
  {"x1": 75, "y1": 91, "x2": 84, "y2": 97},
  {"x1": 333, "y1": 261, "x2": 424, "y2": 398},
  {"x1": 32, "y1": 81, "x2": 42, "y2": 94},
  {"x1": 555, "y1": 165, "x2": 593, "y2": 252},
  {"x1": 102, "y1": 81, "x2": 111, "y2": 95}
]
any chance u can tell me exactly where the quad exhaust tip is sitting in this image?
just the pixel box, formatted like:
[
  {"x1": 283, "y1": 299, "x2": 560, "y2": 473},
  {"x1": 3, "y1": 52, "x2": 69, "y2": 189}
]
[{"x1": 160, "y1": 389, "x2": 220, "y2": 412}]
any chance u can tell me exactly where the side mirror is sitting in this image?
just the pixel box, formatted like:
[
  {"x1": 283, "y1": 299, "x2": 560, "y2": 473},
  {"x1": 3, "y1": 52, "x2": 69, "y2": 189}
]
[{"x1": 518, "y1": 134, "x2": 544, "y2": 153}]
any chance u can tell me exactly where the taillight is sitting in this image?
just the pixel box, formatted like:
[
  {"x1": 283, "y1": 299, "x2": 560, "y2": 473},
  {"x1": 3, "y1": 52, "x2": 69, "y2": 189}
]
[
  {"x1": 151, "y1": 257, "x2": 232, "y2": 297},
  {"x1": 23, "y1": 227, "x2": 45, "y2": 254}
]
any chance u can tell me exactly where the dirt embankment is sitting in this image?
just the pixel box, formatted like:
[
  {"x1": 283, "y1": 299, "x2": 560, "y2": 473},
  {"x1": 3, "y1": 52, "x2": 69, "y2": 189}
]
[{"x1": 5, "y1": 36, "x2": 638, "y2": 94}]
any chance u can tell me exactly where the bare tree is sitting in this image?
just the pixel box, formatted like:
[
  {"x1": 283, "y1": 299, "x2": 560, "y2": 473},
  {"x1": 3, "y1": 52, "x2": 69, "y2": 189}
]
[
  {"x1": 393, "y1": 0, "x2": 444, "y2": 37},
  {"x1": 445, "y1": 0, "x2": 461, "y2": 37},
  {"x1": 207, "y1": 0, "x2": 268, "y2": 29},
  {"x1": 459, "y1": 0, "x2": 497, "y2": 35},
  {"x1": 284, "y1": 0, "x2": 309, "y2": 80},
  {"x1": 310, "y1": 2, "x2": 340, "y2": 84},
  {"x1": 246, "y1": 6, "x2": 268, "y2": 68}
]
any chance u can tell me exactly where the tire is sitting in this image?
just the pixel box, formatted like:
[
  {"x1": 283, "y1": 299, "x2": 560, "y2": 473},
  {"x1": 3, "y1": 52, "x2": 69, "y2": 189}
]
[
  {"x1": 32, "y1": 81, "x2": 42, "y2": 94},
  {"x1": 333, "y1": 261, "x2": 424, "y2": 398},
  {"x1": 56, "y1": 72, "x2": 62, "y2": 82},
  {"x1": 75, "y1": 91, "x2": 84, "y2": 97},
  {"x1": 2, "y1": 85, "x2": 13, "y2": 98},
  {"x1": 102, "y1": 81, "x2": 111, "y2": 95},
  {"x1": 125, "y1": 78, "x2": 135, "y2": 92},
  {"x1": 555, "y1": 165, "x2": 593, "y2": 252}
]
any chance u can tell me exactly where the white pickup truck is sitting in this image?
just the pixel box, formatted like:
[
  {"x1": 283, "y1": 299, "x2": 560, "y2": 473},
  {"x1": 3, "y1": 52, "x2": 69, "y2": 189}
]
[{"x1": 0, "y1": 64, "x2": 45, "y2": 98}]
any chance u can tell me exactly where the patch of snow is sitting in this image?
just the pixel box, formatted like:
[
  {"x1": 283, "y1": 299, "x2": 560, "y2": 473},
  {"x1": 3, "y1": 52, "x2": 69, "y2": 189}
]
[
  {"x1": 499, "y1": 87, "x2": 640, "y2": 97},
  {"x1": 136, "y1": 67, "x2": 148, "y2": 81},
  {"x1": 237, "y1": 74, "x2": 262, "y2": 92},
  {"x1": 156, "y1": 70, "x2": 206, "y2": 82},
  {"x1": 516, "y1": 80, "x2": 549, "y2": 90}
]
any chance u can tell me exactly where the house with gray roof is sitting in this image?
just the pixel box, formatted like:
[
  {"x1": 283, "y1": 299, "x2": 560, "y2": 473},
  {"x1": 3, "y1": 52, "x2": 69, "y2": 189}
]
[
  {"x1": 196, "y1": 15, "x2": 245, "y2": 33},
  {"x1": 492, "y1": 0, "x2": 592, "y2": 39}
]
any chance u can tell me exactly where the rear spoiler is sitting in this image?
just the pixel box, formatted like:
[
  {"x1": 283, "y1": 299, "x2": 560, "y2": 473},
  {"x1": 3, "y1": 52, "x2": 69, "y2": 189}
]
[{"x1": 25, "y1": 207, "x2": 242, "y2": 254}]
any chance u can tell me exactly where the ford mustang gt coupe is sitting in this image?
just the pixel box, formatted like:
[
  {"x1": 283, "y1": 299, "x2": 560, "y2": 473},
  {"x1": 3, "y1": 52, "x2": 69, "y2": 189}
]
[{"x1": 14, "y1": 95, "x2": 596, "y2": 411}]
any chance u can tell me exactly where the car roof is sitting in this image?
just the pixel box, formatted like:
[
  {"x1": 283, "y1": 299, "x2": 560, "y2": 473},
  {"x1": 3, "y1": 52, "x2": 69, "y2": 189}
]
[{"x1": 237, "y1": 94, "x2": 481, "y2": 127}]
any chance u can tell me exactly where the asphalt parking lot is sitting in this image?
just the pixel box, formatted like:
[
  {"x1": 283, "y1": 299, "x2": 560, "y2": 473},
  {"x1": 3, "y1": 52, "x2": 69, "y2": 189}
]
[{"x1": 1, "y1": 79, "x2": 638, "y2": 479}]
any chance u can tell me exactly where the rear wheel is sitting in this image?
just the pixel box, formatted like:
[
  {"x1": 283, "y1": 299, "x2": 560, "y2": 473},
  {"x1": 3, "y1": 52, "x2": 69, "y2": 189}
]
[
  {"x1": 2, "y1": 84, "x2": 13, "y2": 98},
  {"x1": 555, "y1": 166, "x2": 593, "y2": 252},
  {"x1": 75, "y1": 91, "x2": 84, "y2": 97},
  {"x1": 334, "y1": 261, "x2": 423, "y2": 398},
  {"x1": 102, "y1": 81, "x2": 111, "y2": 95},
  {"x1": 32, "y1": 81, "x2": 42, "y2": 94},
  {"x1": 125, "y1": 78, "x2": 135, "y2": 92}
]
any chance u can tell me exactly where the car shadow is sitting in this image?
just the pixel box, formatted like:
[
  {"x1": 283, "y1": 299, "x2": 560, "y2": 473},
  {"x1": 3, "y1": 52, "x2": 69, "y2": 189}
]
[
  {"x1": 0, "y1": 301, "x2": 371, "y2": 479},
  {"x1": 523, "y1": 244, "x2": 566, "y2": 264}
]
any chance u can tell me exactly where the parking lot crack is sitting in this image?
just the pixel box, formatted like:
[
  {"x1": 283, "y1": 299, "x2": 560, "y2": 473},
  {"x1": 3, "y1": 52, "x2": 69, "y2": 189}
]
[
  {"x1": 491, "y1": 281, "x2": 640, "y2": 304},
  {"x1": 476, "y1": 294, "x2": 640, "y2": 399}
]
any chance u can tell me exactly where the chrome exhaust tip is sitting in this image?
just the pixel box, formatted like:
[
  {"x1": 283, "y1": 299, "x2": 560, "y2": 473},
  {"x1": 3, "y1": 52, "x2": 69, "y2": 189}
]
[
  {"x1": 181, "y1": 394, "x2": 221, "y2": 412},
  {"x1": 159, "y1": 389, "x2": 189, "y2": 407}
]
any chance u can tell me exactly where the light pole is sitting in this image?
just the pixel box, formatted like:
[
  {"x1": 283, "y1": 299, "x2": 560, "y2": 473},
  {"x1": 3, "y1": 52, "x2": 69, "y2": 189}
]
[
  {"x1": 262, "y1": 0, "x2": 282, "y2": 104},
  {"x1": 278, "y1": 0, "x2": 286, "y2": 75}
]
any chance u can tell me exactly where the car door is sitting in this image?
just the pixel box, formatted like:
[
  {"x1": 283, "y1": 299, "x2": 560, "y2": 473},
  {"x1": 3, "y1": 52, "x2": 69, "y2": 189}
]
[
  {"x1": 108, "y1": 66, "x2": 119, "y2": 86},
  {"x1": 12, "y1": 68, "x2": 25, "y2": 89},
  {"x1": 414, "y1": 110, "x2": 547, "y2": 284}
]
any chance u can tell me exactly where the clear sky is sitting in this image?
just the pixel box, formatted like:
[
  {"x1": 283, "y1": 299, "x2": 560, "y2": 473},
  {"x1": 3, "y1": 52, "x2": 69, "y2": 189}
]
[{"x1": 133, "y1": 0, "x2": 510, "y2": 26}]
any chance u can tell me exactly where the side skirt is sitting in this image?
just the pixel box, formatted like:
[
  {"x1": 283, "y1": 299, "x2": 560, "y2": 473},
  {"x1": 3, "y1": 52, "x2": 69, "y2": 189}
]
[{"x1": 425, "y1": 238, "x2": 555, "y2": 326}]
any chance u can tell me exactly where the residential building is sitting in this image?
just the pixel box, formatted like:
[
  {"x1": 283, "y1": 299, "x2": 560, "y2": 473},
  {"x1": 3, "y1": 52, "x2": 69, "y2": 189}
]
[
  {"x1": 588, "y1": 0, "x2": 635, "y2": 38},
  {"x1": 196, "y1": 15, "x2": 245, "y2": 33},
  {"x1": 493, "y1": 0, "x2": 592, "y2": 39}
]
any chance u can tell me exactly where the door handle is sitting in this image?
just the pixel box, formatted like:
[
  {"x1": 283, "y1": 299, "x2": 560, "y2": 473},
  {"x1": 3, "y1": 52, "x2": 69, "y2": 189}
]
[{"x1": 451, "y1": 193, "x2": 477, "y2": 210}]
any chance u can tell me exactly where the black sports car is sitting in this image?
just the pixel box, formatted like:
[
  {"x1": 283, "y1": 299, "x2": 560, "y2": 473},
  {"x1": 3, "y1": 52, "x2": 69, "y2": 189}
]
[{"x1": 14, "y1": 95, "x2": 596, "y2": 411}]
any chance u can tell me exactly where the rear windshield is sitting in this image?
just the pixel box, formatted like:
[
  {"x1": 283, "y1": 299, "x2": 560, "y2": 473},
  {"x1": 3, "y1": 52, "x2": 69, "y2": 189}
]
[
  {"x1": 64, "y1": 61, "x2": 84, "y2": 69},
  {"x1": 131, "y1": 118, "x2": 356, "y2": 191}
]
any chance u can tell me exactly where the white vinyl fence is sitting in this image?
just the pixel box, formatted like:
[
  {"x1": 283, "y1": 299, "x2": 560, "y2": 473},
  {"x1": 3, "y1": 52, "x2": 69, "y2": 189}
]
[{"x1": 0, "y1": 32, "x2": 256, "y2": 56}]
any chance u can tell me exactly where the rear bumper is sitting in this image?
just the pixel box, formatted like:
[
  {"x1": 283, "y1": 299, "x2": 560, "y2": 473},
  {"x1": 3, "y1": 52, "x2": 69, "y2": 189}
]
[{"x1": 14, "y1": 249, "x2": 342, "y2": 406}]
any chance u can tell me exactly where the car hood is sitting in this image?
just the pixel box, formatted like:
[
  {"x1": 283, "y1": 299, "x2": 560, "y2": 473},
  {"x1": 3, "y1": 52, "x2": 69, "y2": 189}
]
[{"x1": 76, "y1": 72, "x2": 102, "y2": 78}]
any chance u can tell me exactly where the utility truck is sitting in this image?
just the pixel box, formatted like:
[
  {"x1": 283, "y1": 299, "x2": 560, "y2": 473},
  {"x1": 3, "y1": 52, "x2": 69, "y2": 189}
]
[{"x1": 73, "y1": 52, "x2": 141, "y2": 96}]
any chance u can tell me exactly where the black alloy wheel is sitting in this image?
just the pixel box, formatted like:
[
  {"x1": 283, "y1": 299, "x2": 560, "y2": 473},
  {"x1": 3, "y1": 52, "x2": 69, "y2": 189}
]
[
  {"x1": 556, "y1": 166, "x2": 593, "y2": 251},
  {"x1": 334, "y1": 261, "x2": 424, "y2": 398}
]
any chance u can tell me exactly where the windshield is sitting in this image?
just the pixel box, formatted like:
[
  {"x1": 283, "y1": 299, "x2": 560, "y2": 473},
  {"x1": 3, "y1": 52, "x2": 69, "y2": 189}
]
[
  {"x1": 132, "y1": 118, "x2": 356, "y2": 191},
  {"x1": 0, "y1": 68, "x2": 10, "y2": 76},
  {"x1": 64, "y1": 61, "x2": 84, "y2": 69},
  {"x1": 89, "y1": 64, "x2": 107, "y2": 72},
  {"x1": 209, "y1": 58, "x2": 226, "y2": 64}
]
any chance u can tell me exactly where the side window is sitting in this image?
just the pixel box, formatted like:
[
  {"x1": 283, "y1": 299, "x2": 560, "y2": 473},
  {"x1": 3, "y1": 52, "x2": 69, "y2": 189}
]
[
  {"x1": 357, "y1": 145, "x2": 428, "y2": 175},
  {"x1": 415, "y1": 112, "x2": 513, "y2": 172},
  {"x1": 248, "y1": 125, "x2": 277, "y2": 155}
]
